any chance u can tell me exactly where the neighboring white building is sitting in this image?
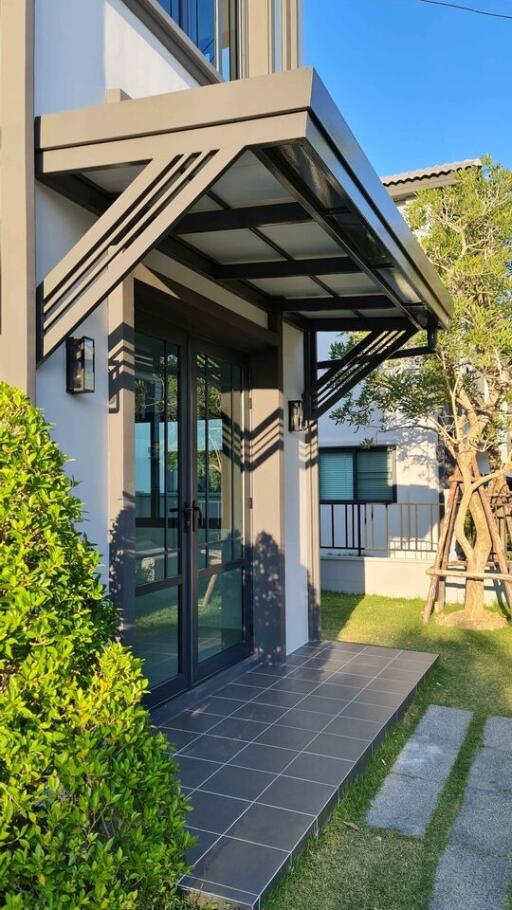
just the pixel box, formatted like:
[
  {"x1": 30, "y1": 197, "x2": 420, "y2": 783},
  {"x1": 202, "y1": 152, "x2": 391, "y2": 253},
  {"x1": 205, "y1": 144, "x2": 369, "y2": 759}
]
[{"x1": 319, "y1": 160, "x2": 484, "y2": 600}]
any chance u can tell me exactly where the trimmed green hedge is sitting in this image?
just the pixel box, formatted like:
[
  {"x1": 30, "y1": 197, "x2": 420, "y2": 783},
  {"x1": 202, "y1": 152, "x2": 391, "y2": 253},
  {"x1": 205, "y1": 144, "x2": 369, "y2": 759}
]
[{"x1": 0, "y1": 382, "x2": 192, "y2": 909}]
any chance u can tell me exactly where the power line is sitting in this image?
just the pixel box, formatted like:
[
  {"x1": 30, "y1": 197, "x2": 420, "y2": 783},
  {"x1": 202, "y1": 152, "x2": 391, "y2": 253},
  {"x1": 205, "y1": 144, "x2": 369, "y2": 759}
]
[{"x1": 418, "y1": 0, "x2": 512, "y2": 19}]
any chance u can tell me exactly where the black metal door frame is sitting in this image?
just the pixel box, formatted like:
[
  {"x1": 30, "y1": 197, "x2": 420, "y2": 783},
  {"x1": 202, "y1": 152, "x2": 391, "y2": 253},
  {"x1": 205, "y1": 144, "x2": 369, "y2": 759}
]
[{"x1": 140, "y1": 324, "x2": 251, "y2": 707}]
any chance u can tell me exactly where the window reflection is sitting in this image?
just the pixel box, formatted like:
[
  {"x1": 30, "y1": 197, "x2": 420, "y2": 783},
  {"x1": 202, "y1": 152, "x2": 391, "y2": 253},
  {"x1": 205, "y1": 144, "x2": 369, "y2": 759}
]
[
  {"x1": 134, "y1": 333, "x2": 181, "y2": 688},
  {"x1": 156, "y1": 0, "x2": 237, "y2": 79}
]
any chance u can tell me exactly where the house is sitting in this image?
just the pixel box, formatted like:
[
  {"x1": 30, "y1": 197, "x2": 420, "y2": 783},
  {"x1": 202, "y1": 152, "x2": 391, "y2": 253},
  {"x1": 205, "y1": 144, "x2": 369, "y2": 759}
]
[
  {"x1": 318, "y1": 160, "x2": 484, "y2": 601},
  {"x1": 0, "y1": 0, "x2": 452, "y2": 702},
  {"x1": 0, "y1": 2, "x2": 456, "y2": 905}
]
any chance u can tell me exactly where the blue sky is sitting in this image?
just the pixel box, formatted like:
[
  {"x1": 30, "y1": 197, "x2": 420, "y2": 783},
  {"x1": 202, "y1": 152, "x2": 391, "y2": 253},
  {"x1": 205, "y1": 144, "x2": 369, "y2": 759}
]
[{"x1": 303, "y1": 0, "x2": 511, "y2": 176}]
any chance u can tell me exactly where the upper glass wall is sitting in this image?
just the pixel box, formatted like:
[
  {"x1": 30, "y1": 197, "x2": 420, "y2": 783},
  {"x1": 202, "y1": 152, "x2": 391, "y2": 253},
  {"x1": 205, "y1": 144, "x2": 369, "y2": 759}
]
[{"x1": 157, "y1": 0, "x2": 237, "y2": 80}]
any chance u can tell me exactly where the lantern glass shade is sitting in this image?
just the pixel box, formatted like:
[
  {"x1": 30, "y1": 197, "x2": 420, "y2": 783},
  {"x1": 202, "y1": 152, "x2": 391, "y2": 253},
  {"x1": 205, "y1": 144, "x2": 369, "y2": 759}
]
[
  {"x1": 66, "y1": 336, "x2": 95, "y2": 393},
  {"x1": 288, "y1": 399, "x2": 305, "y2": 432}
]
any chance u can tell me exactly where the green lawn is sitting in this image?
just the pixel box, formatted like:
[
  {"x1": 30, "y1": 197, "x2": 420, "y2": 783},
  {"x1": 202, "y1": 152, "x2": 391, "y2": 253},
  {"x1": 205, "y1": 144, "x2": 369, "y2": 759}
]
[{"x1": 264, "y1": 592, "x2": 512, "y2": 910}]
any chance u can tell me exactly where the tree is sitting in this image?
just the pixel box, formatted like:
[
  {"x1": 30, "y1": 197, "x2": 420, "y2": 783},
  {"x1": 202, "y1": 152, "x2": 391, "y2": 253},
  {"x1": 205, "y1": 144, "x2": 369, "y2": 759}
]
[{"x1": 329, "y1": 159, "x2": 512, "y2": 629}]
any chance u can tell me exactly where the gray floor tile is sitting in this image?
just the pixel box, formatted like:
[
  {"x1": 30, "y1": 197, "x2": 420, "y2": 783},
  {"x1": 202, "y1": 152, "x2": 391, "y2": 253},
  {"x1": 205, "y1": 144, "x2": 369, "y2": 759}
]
[
  {"x1": 229, "y1": 742, "x2": 299, "y2": 773},
  {"x1": 192, "y1": 835, "x2": 289, "y2": 896},
  {"x1": 238, "y1": 671, "x2": 280, "y2": 687},
  {"x1": 175, "y1": 756, "x2": 222, "y2": 789},
  {"x1": 155, "y1": 638, "x2": 437, "y2": 910},
  {"x1": 355, "y1": 689, "x2": 404, "y2": 708},
  {"x1": 258, "y1": 775, "x2": 336, "y2": 815},
  {"x1": 450, "y1": 788, "x2": 512, "y2": 856},
  {"x1": 179, "y1": 734, "x2": 246, "y2": 763},
  {"x1": 201, "y1": 696, "x2": 247, "y2": 716},
  {"x1": 271, "y1": 677, "x2": 317, "y2": 695},
  {"x1": 201, "y1": 764, "x2": 276, "y2": 801},
  {"x1": 287, "y1": 667, "x2": 332, "y2": 682},
  {"x1": 483, "y1": 715, "x2": 512, "y2": 753},
  {"x1": 362, "y1": 646, "x2": 402, "y2": 658},
  {"x1": 215, "y1": 683, "x2": 267, "y2": 701},
  {"x1": 367, "y1": 772, "x2": 442, "y2": 836},
  {"x1": 226, "y1": 802, "x2": 315, "y2": 852},
  {"x1": 324, "y1": 641, "x2": 364, "y2": 653},
  {"x1": 378, "y1": 667, "x2": 427, "y2": 682},
  {"x1": 244, "y1": 665, "x2": 290, "y2": 679},
  {"x1": 233, "y1": 702, "x2": 287, "y2": 724},
  {"x1": 315, "y1": 682, "x2": 364, "y2": 700},
  {"x1": 347, "y1": 658, "x2": 392, "y2": 672},
  {"x1": 275, "y1": 708, "x2": 329, "y2": 732},
  {"x1": 253, "y1": 688, "x2": 304, "y2": 708},
  {"x1": 209, "y1": 716, "x2": 269, "y2": 742},
  {"x1": 339, "y1": 700, "x2": 396, "y2": 723},
  {"x1": 162, "y1": 709, "x2": 223, "y2": 733},
  {"x1": 303, "y1": 656, "x2": 353, "y2": 671},
  {"x1": 306, "y1": 732, "x2": 370, "y2": 762},
  {"x1": 285, "y1": 751, "x2": 354, "y2": 786},
  {"x1": 393, "y1": 655, "x2": 436, "y2": 670},
  {"x1": 329, "y1": 672, "x2": 372, "y2": 688},
  {"x1": 187, "y1": 828, "x2": 220, "y2": 866},
  {"x1": 159, "y1": 728, "x2": 199, "y2": 751},
  {"x1": 324, "y1": 714, "x2": 384, "y2": 741},
  {"x1": 277, "y1": 653, "x2": 309, "y2": 667},
  {"x1": 430, "y1": 844, "x2": 511, "y2": 910},
  {"x1": 299, "y1": 694, "x2": 349, "y2": 715},
  {"x1": 366, "y1": 677, "x2": 418, "y2": 695},
  {"x1": 255, "y1": 724, "x2": 318, "y2": 751},
  {"x1": 187, "y1": 790, "x2": 250, "y2": 834}
]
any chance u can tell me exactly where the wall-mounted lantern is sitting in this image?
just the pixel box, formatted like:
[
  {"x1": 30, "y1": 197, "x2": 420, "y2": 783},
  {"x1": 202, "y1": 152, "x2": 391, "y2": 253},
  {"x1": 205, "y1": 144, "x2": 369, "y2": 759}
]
[
  {"x1": 288, "y1": 399, "x2": 305, "y2": 432},
  {"x1": 66, "y1": 336, "x2": 95, "y2": 394}
]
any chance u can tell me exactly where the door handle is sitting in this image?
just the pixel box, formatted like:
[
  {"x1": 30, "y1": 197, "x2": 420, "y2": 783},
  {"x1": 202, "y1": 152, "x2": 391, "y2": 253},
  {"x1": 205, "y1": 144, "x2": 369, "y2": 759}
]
[
  {"x1": 182, "y1": 502, "x2": 192, "y2": 532},
  {"x1": 192, "y1": 500, "x2": 203, "y2": 533},
  {"x1": 182, "y1": 502, "x2": 203, "y2": 532}
]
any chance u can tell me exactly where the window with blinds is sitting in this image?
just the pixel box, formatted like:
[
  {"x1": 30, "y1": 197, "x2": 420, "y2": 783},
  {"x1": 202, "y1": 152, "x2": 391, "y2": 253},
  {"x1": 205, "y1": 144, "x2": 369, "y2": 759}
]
[
  {"x1": 319, "y1": 448, "x2": 395, "y2": 503},
  {"x1": 319, "y1": 451, "x2": 354, "y2": 501}
]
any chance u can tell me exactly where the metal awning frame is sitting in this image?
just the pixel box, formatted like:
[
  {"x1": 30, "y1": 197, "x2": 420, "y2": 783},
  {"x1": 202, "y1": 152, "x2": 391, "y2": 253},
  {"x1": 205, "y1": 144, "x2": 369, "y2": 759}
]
[{"x1": 35, "y1": 68, "x2": 452, "y2": 403}]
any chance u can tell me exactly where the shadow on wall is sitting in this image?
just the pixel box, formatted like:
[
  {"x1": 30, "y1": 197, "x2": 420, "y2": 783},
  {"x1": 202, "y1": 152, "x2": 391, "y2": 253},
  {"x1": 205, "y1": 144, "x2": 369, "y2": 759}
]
[{"x1": 109, "y1": 504, "x2": 136, "y2": 638}]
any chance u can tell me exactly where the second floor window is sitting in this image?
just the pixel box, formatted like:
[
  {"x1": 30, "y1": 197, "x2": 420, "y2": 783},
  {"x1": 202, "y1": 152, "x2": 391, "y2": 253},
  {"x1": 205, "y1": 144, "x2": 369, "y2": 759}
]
[
  {"x1": 319, "y1": 447, "x2": 396, "y2": 503},
  {"x1": 157, "y1": 0, "x2": 237, "y2": 79}
]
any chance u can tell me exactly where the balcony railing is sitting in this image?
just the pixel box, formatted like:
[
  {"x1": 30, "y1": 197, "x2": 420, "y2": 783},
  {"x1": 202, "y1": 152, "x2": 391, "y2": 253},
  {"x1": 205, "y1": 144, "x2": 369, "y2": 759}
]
[{"x1": 320, "y1": 501, "x2": 442, "y2": 558}]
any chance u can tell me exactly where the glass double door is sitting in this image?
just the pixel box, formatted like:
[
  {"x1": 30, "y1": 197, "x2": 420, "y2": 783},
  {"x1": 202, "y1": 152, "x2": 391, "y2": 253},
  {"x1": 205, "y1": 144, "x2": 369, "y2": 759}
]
[{"x1": 133, "y1": 328, "x2": 249, "y2": 704}]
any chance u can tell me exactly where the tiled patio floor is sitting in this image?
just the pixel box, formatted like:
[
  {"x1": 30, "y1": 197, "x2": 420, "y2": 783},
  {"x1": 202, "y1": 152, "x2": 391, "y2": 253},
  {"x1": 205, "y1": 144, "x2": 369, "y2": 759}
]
[{"x1": 152, "y1": 640, "x2": 438, "y2": 910}]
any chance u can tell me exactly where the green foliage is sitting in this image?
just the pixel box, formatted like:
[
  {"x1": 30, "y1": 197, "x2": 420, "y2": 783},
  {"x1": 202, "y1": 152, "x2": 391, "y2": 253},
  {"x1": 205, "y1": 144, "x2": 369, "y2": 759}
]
[
  {"x1": 0, "y1": 383, "x2": 192, "y2": 909},
  {"x1": 330, "y1": 159, "x2": 512, "y2": 463}
]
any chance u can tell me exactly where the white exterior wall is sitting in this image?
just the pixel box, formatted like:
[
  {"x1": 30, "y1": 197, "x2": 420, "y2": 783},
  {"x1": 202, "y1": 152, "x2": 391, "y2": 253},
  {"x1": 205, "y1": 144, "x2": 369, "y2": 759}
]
[
  {"x1": 34, "y1": 0, "x2": 204, "y2": 581},
  {"x1": 35, "y1": 187, "x2": 110, "y2": 572},
  {"x1": 283, "y1": 323, "x2": 310, "y2": 653},
  {"x1": 321, "y1": 554, "x2": 504, "y2": 607},
  {"x1": 35, "y1": 0, "x2": 198, "y2": 116}
]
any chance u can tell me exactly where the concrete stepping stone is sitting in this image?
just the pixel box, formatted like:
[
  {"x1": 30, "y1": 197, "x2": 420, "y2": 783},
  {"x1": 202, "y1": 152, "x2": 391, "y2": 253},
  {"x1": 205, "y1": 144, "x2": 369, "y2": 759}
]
[
  {"x1": 430, "y1": 845, "x2": 512, "y2": 910},
  {"x1": 430, "y1": 715, "x2": 512, "y2": 910},
  {"x1": 483, "y1": 716, "x2": 512, "y2": 753},
  {"x1": 366, "y1": 773, "x2": 442, "y2": 836},
  {"x1": 367, "y1": 705, "x2": 472, "y2": 836},
  {"x1": 466, "y1": 746, "x2": 512, "y2": 795}
]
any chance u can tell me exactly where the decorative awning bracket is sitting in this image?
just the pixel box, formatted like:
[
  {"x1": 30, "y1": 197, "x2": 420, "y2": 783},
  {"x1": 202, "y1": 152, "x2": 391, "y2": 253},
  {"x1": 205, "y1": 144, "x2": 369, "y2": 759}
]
[
  {"x1": 304, "y1": 324, "x2": 418, "y2": 421},
  {"x1": 36, "y1": 145, "x2": 242, "y2": 363}
]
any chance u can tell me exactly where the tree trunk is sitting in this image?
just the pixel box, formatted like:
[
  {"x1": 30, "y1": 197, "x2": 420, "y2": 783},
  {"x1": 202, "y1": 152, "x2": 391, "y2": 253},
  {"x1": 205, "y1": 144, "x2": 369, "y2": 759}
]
[{"x1": 437, "y1": 453, "x2": 507, "y2": 629}]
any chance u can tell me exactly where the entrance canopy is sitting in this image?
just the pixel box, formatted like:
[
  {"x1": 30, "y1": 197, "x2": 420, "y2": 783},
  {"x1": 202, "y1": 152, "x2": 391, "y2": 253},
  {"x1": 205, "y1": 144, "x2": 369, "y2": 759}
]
[{"x1": 36, "y1": 68, "x2": 452, "y2": 416}]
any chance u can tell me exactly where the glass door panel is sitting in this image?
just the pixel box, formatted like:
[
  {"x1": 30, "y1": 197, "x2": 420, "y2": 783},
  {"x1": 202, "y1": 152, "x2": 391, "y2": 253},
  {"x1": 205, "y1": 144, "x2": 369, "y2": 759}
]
[
  {"x1": 134, "y1": 333, "x2": 183, "y2": 694},
  {"x1": 132, "y1": 327, "x2": 249, "y2": 697},
  {"x1": 194, "y1": 350, "x2": 246, "y2": 671}
]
